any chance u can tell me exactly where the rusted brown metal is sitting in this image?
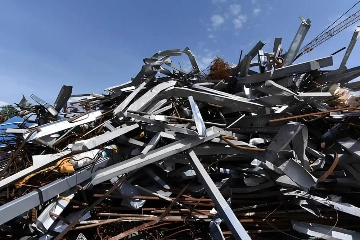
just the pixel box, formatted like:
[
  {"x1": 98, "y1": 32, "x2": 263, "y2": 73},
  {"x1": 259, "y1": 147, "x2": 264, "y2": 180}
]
[{"x1": 109, "y1": 182, "x2": 191, "y2": 240}]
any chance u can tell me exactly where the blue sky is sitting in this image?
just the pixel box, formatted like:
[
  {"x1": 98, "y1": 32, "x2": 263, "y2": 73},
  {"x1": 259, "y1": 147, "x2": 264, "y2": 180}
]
[{"x1": 0, "y1": 0, "x2": 359, "y2": 106}]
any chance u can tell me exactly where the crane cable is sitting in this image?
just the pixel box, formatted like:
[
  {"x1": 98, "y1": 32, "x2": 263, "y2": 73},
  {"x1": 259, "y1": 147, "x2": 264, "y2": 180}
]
[{"x1": 294, "y1": 1, "x2": 360, "y2": 61}]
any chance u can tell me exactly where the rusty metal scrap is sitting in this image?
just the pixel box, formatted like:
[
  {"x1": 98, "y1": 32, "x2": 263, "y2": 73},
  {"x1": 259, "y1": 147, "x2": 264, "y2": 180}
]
[{"x1": 1, "y1": 19, "x2": 360, "y2": 240}]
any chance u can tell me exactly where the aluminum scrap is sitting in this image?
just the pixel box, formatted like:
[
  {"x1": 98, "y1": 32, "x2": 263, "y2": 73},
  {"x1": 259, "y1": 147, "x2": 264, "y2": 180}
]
[{"x1": 1, "y1": 20, "x2": 360, "y2": 240}]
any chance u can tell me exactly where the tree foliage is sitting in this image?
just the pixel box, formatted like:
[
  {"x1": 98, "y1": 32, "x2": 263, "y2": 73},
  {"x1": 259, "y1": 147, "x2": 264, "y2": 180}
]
[{"x1": 0, "y1": 105, "x2": 20, "y2": 119}]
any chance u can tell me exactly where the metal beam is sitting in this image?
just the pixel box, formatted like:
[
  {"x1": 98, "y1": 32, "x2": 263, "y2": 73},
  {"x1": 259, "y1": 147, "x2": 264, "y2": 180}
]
[
  {"x1": 91, "y1": 129, "x2": 223, "y2": 185},
  {"x1": 187, "y1": 150, "x2": 251, "y2": 240},
  {"x1": 161, "y1": 87, "x2": 264, "y2": 113},
  {"x1": 113, "y1": 79, "x2": 150, "y2": 116},
  {"x1": 285, "y1": 190, "x2": 360, "y2": 217},
  {"x1": 0, "y1": 157, "x2": 112, "y2": 225},
  {"x1": 23, "y1": 111, "x2": 102, "y2": 140},
  {"x1": 0, "y1": 149, "x2": 72, "y2": 190},
  {"x1": 127, "y1": 81, "x2": 176, "y2": 112},
  {"x1": 284, "y1": 17, "x2": 311, "y2": 66},
  {"x1": 71, "y1": 124, "x2": 139, "y2": 151},
  {"x1": 339, "y1": 26, "x2": 360, "y2": 71},
  {"x1": 240, "y1": 56, "x2": 333, "y2": 84}
]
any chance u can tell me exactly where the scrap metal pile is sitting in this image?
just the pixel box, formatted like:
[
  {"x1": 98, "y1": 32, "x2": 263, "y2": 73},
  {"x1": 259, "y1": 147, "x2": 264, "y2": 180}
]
[{"x1": 1, "y1": 19, "x2": 360, "y2": 240}]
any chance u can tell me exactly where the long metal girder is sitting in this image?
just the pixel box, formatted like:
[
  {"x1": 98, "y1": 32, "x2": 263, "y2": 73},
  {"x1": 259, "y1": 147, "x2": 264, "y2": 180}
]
[
  {"x1": 91, "y1": 129, "x2": 223, "y2": 185},
  {"x1": 127, "y1": 81, "x2": 177, "y2": 112},
  {"x1": 292, "y1": 221, "x2": 360, "y2": 239},
  {"x1": 187, "y1": 150, "x2": 251, "y2": 240},
  {"x1": 284, "y1": 17, "x2": 311, "y2": 66},
  {"x1": 0, "y1": 157, "x2": 112, "y2": 226},
  {"x1": 113, "y1": 79, "x2": 150, "y2": 115},
  {"x1": 34, "y1": 187, "x2": 78, "y2": 233},
  {"x1": 71, "y1": 124, "x2": 139, "y2": 151},
  {"x1": 263, "y1": 122, "x2": 317, "y2": 190},
  {"x1": 240, "y1": 56, "x2": 333, "y2": 84},
  {"x1": 126, "y1": 112, "x2": 198, "y2": 136},
  {"x1": 339, "y1": 26, "x2": 360, "y2": 71},
  {"x1": 285, "y1": 190, "x2": 360, "y2": 217},
  {"x1": 161, "y1": 87, "x2": 264, "y2": 113},
  {"x1": 0, "y1": 149, "x2": 72, "y2": 190},
  {"x1": 23, "y1": 111, "x2": 102, "y2": 140}
]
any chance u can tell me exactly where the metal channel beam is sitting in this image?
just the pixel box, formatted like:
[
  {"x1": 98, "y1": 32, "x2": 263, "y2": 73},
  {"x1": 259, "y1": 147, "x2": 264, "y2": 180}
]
[
  {"x1": 232, "y1": 41, "x2": 265, "y2": 76},
  {"x1": 337, "y1": 137, "x2": 360, "y2": 159},
  {"x1": 127, "y1": 81, "x2": 176, "y2": 113},
  {"x1": 126, "y1": 112, "x2": 198, "y2": 136},
  {"x1": 241, "y1": 56, "x2": 333, "y2": 84},
  {"x1": 161, "y1": 87, "x2": 264, "y2": 113},
  {"x1": 23, "y1": 111, "x2": 102, "y2": 140},
  {"x1": 91, "y1": 129, "x2": 222, "y2": 185},
  {"x1": 339, "y1": 26, "x2": 360, "y2": 71},
  {"x1": 0, "y1": 157, "x2": 112, "y2": 226},
  {"x1": 285, "y1": 190, "x2": 360, "y2": 217},
  {"x1": 264, "y1": 123, "x2": 316, "y2": 190},
  {"x1": 187, "y1": 150, "x2": 251, "y2": 240},
  {"x1": 0, "y1": 150, "x2": 72, "y2": 190},
  {"x1": 34, "y1": 187, "x2": 78, "y2": 233},
  {"x1": 188, "y1": 96, "x2": 206, "y2": 137},
  {"x1": 284, "y1": 17, "x2": 311, "y2": 66},
  {"x1": 71, "y1": 124, "x2": 139, "y2": 151},
  {"x1": 292, "y1": 221, "x2": 360, "y2": 239},
  {"x1": 113, "y1": 78, "x2": 150, "y2": 116},
  {"x1": 54, "y1": 85, "x2": 73, "y2": 112}
]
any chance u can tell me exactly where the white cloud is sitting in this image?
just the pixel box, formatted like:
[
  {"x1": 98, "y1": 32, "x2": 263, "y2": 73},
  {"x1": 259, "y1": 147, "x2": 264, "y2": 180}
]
[
  {"x1": 253, "y1": 8, "x2": 261, "y2": 16},
  {"x1": 0, "y1": 101, "x2": 9, "y2": 107},
  {"x1": 211, "y1": 15, "x2": 225, "y2": 28},
  {"x1": 208, "y1": 34, "x2": 215, "y2": 39},
  {"x1": 229, "y1": 4, "x2": 241, "y2": 16},
  {"x1": 212, "y1": 0, "x2": 226, "y2": 3},
  {"x1": 251, "y1": 0, "x2": 257, "y2": 4},
  {"x1": 233, "y1": 14, "x2": 247, "y2": 29},
  {"x1": 199, "y1": 57, "x2": 214, "y2": 69},
  {"x1": 197, "y1": 50, "x2": 220, "y2": 70}
]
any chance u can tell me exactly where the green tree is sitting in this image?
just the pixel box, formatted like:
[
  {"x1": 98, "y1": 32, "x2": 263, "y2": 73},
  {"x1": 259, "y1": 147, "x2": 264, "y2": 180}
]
[{"x1": 0, "y1": 105, "x2": 20, "y2": 118}]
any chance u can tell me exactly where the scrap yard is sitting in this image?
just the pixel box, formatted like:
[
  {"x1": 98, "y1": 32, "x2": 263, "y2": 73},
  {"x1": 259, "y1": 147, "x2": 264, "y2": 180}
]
[{"x1": 1, "y1": 6, "x2": 360, "y2": 240}]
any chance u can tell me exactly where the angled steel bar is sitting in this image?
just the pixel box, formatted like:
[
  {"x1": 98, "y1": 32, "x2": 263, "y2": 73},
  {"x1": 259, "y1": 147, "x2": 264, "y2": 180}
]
[
  {"x1": 187, "y1": 150, "x2": 251, "y2": 240},
  {"x1": 161, "y1": 87, "x2": 264, "y2": 113},
  {"x1": 127, "y1": 81, "x2": 176, "y2": 112},
  {"x1": 0, "y1": 157, "x2": 113, "y2": 226},
  {"x1": 23, "y1": 111, "x2": 102, "y2": 140},
  {"x1": 240, "y1": 56, "x2": 333, "y2": 84},
  {"x1": 113, "y1": 78, "x2": 150, "y2": 116},
  {"x1": 54, "y1": 85, "x2": 73, "y2": 112},
  {"x1": 126, "y1": 112, "x2": 198, "y2": 136},
  {"x1": 292, "y1": 221, "x2": 360, "y2": 239},
  {"x1": 264, "y1": 122, "x2": 316, "y2": 190},
  {"x1": 188, "y1": 96, "x2": 206, "y2": 137},
  {"x1": 339, "y1": 26, "x2": 360, "y2": 71},
  {"x1": 337, "y1": 137, "x2": 360, "y2": 159},
  {"x1": 233, "y1": 41, "x2": 265, "y2": 75},
  {"x1": 0, "y1": 149, "x2": 72, "y2": 190},
  {"x1": 284, "y1": 17, "x2": 311, "y2": 66},
  {"x1": 91, "y1": 129, "x2": 222, "y2": 185},
  {"x1": 71, "y1": 124, "x2": 139, "y2": 151},
  {"x1": 34, "y1": 187, "x2": 78, "y2": 234},
  {"x1": 285, "y1": 190, "x2": 360, "y2": 217}
]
